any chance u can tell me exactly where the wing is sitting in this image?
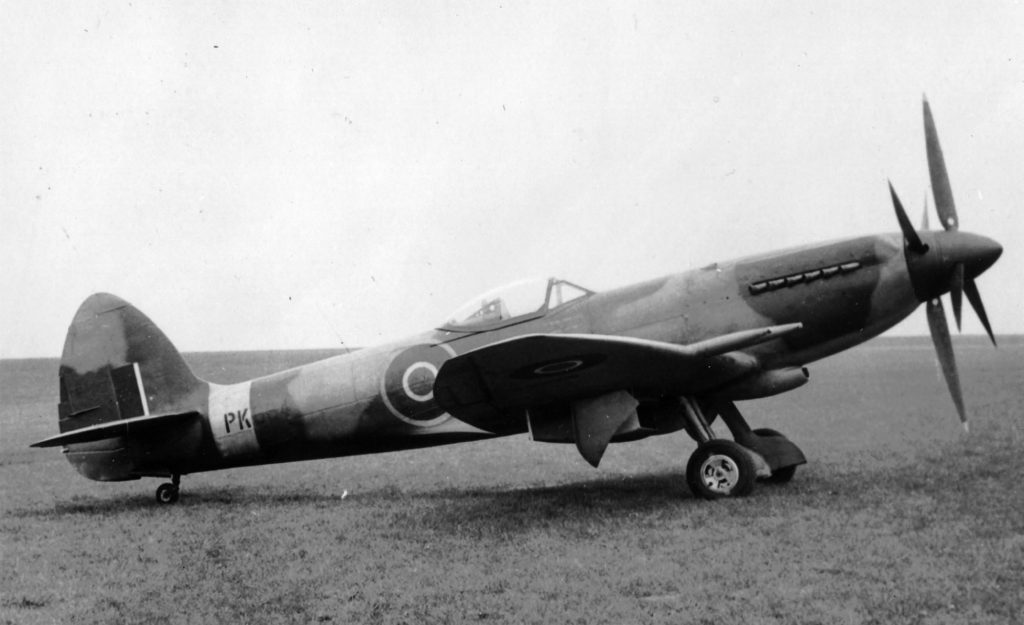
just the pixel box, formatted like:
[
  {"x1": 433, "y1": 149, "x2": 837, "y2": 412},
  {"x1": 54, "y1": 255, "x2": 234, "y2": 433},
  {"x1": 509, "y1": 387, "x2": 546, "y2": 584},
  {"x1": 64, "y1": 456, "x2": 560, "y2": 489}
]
[{"x1": 434, "y1": 323, "x2": 801, "y2": 465}]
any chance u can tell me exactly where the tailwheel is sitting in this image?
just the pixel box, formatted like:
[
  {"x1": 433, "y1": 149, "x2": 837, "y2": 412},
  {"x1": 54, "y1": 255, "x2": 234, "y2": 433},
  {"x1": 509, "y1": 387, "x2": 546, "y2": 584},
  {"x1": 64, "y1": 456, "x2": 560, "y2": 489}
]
[
  {"x1": 686, "y1": 439, "x2": 756, "y2": 499},
  {"x1": 155, "y1": 475, "x2": 181, "y2": 504}
]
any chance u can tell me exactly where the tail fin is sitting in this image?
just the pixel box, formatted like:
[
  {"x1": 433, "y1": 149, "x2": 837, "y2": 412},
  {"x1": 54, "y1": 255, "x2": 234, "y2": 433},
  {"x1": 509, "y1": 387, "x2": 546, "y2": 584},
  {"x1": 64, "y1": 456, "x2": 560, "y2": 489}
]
[{"x1": 57, "y1": 293, "x2": 205, "y2": 434}]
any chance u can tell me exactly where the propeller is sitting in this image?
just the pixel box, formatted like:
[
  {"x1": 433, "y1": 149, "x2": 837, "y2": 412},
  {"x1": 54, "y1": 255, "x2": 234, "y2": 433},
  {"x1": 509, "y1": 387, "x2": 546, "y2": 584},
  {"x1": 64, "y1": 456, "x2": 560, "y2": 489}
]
[
  {"x1": 887, "y1": 97, "x2": 1003, "y2": 431},
  {"x1": 890, "y1": 182, "x2": 927, "y2": 253},
  {"x1": 923, "y1": 96, "x2": 998, "y2": 346},
  {"x1": 924, "y1": 98, "x2": 959, "y2": 231},
  {"x1": 926, "y1": 296, "x2": 966, "y2": 428}
]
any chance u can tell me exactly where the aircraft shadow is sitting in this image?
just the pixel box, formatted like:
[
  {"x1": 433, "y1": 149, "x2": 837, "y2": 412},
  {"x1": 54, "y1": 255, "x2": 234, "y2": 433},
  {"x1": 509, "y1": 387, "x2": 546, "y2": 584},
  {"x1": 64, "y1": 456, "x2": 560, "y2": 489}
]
[
  {"x1": 407, "y1": 471, "x2": 812, "y2": 535},
  {"x1": 7, "y1": 470, "x2": 808, "y2": 521},
  {"x1": 6, "y1": 489, "x2": 351, "y2": 518},
  {"x1": 439, "y1": 471, "x2": 692, "y2": 505},
  {"x1": 411, "y1": 472, "x2": 695, "y2": 532},
  {"x1": 7, "y1": 496, "x2": 167, "y2": 518}
]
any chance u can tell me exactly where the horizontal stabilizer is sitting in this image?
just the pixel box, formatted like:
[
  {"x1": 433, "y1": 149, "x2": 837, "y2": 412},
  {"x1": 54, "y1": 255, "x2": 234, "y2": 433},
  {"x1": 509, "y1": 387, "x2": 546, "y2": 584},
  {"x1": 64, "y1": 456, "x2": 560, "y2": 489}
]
[{"x1": 30, "y1": 410, "x2": 199, "y2": 448}]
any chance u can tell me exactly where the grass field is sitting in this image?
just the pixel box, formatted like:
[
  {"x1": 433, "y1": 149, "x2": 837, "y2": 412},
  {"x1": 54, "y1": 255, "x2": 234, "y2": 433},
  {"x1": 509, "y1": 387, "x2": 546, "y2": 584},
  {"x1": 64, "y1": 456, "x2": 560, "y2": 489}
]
[{"x1": 2, "y1": 337, "x2": 1023, "y2": 624}]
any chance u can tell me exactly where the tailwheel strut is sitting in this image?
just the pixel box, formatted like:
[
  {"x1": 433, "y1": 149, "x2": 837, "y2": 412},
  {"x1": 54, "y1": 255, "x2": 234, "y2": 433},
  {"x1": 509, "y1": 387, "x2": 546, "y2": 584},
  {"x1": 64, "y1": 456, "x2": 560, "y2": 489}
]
[{"x1": 155, "y1": 474, "x2": 181, "y2": 505}]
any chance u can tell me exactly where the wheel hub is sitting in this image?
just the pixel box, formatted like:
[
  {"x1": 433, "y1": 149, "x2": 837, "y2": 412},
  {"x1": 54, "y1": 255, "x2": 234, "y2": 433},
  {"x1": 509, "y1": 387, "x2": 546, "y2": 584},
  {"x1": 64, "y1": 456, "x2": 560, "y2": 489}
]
[{"x1": 699, "y1": 454, "x2": 740, "y2": 494}]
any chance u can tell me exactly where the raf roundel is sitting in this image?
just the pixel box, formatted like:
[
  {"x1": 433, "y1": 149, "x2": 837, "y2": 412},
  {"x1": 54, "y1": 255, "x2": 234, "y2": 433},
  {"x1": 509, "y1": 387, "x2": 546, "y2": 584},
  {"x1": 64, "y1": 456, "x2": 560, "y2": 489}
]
[
  {"x1": 510, "y1": 353, "x2": 607, "y2": 380},
  {"x1": 532, "y1": 359, "x2": 585, "y2": 375},
  {"x1": 381, "y1": 343, "x2": 456, "y2": 426}
]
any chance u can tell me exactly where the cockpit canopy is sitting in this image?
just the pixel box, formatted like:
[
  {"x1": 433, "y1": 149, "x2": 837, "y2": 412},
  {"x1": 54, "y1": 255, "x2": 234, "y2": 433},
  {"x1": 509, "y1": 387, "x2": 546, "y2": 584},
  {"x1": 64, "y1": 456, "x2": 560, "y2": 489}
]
[{"x1": 441, "y1": 277, "x2": 594, "y2": 331}]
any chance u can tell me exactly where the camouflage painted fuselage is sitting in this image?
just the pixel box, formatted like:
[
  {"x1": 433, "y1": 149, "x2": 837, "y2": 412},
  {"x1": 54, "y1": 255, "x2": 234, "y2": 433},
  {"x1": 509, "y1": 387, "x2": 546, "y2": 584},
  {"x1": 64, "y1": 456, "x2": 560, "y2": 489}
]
[{"x1": 64, "y1": 231, "x2": 926, "y2": 481}]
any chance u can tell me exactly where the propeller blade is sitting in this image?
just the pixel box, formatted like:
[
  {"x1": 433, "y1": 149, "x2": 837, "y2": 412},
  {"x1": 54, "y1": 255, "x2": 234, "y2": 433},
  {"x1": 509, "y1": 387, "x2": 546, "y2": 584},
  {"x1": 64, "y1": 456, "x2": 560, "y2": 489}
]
[
  {"x1": 926, "y1": 296, "x2": 968, "y2": 430},
  {"x1": 889, "y1": 181, "x2": 927, "y2": 253},
  {"x1": 921, "y1": 193, "x2": 930, "y2": 230},
  {"x1": 964, "y1": 277, "x2": 997, "y2": 346},
  {"x1": 923, "y1": 97, "x2": 959, "y2": 231},
  {"x1": 950, "y1": 262, "x2": 964, "y2": 330}
]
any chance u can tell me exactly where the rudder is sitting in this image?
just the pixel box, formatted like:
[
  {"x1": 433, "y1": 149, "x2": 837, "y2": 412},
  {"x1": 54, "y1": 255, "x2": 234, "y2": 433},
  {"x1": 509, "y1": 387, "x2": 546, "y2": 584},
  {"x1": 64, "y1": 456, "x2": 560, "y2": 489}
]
[{"x1": 58, "y1": 293, "x2": 206, "y2": 435}]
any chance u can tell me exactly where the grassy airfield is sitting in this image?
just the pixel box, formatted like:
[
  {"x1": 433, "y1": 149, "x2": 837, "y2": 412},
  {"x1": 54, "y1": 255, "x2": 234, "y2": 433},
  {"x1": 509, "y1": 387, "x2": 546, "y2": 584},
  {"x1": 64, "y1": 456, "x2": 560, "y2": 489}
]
[{"x1": 2, "y1": 337, "x2": 1022, "y2": 624}]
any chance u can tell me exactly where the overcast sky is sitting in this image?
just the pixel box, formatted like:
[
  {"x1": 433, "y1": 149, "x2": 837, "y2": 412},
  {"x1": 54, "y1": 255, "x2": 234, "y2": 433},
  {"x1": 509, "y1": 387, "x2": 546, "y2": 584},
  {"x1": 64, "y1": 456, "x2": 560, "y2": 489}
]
[{"x1": 2, "y1": 2, "x2": 1022, "y2": 358}]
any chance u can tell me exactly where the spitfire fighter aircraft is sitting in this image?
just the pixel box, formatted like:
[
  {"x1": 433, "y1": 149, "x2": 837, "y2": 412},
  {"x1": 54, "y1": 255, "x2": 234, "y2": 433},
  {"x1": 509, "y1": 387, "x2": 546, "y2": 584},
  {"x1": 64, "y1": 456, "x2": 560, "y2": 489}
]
[{"x1": 32, "y1": 100, "x2": 1002, "y2": 503}]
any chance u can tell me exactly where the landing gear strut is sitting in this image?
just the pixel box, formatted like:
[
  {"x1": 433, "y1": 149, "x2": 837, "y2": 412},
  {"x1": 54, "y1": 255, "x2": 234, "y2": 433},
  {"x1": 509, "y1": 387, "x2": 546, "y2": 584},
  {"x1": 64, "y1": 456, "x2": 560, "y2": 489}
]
[
  {"x1": 679, "y1": 398, "x2": 806, "y2": 499},
  {"x1": 155, "y1": 474, "x2": 181, "y2": 504}
]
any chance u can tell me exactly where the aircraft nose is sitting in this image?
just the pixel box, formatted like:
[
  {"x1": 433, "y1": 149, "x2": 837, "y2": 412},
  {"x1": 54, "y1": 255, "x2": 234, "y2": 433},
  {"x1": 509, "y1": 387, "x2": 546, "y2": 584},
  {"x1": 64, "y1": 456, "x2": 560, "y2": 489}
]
[
  {"x1": 907, "y1": 231, "x2": 1003, "y2": 302},
  {"x1": 948, "y1": 232, "x2": 1002, "y2": 278}
]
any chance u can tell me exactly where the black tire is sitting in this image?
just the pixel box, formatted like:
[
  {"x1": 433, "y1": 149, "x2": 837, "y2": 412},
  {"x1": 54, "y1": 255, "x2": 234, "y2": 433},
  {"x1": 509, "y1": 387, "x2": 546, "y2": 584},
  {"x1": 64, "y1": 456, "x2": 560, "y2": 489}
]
[
  {"x1": 753, "y1": 427, "x2": 785, "y2": 438},
  {"x1": 686, "y1": 439, "x2": 756, "y2": 499},
  {"x1": 156, "y1": 483, "x2": 179, "y2": 504}
]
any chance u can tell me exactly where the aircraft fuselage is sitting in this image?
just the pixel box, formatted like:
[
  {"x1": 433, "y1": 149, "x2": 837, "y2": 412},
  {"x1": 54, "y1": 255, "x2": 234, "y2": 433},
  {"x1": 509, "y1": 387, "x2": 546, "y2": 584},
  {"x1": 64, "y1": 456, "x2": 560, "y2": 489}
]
[{"x1": 68, "y1": 231, "x2": 926, "y2": 481}]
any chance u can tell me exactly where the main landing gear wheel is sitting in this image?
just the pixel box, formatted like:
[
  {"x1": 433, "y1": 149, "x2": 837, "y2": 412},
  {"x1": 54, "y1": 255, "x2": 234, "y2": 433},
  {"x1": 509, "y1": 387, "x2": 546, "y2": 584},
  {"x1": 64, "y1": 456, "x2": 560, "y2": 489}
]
[
  {"x1": 752, "y1": 428, "x2": 798, "y2": 484},
  {"x1": 155, "y1": 474, "x2": 181, "y2": 504},
  {"x1": 686, "y1": 439, "x2": 756, "y2": 499}
]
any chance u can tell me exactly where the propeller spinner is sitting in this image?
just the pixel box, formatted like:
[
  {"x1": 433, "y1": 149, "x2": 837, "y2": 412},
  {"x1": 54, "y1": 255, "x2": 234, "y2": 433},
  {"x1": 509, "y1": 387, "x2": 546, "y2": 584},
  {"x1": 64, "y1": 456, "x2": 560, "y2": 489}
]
[{"x1": 889, "y1": 97, "x2": 1002, "y2": 430}]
